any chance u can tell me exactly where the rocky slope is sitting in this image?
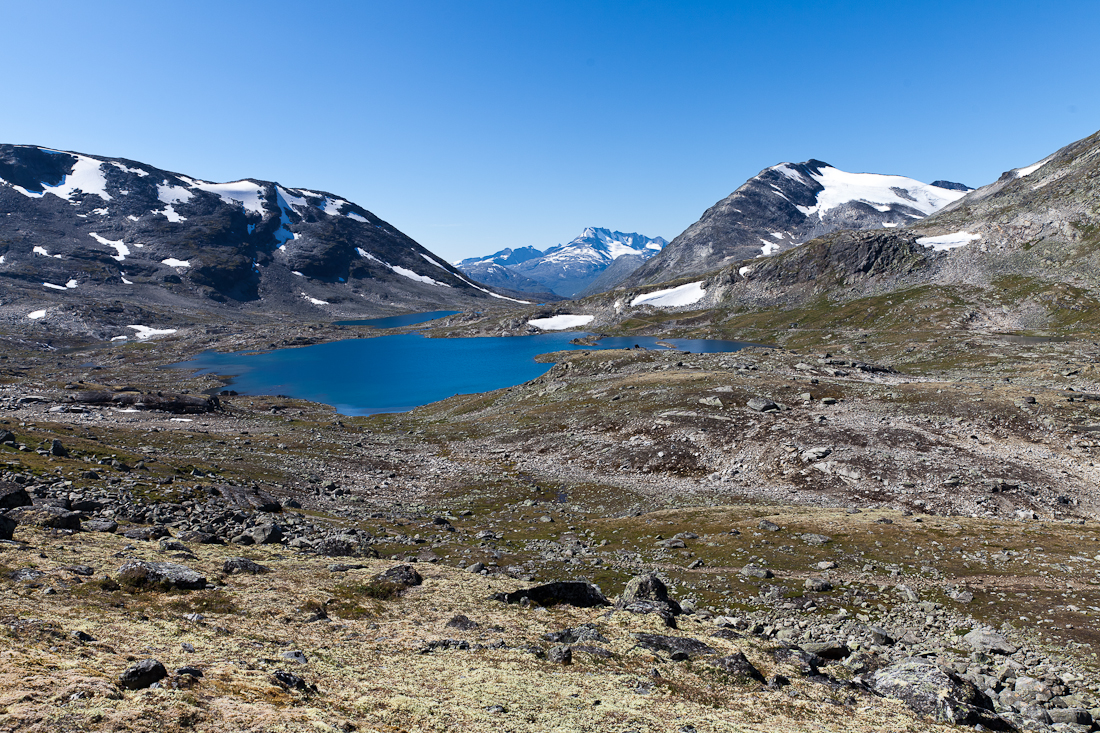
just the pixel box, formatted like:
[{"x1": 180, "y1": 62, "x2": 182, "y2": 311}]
[
  {"x1": 459, "y1": 228, "x2": 667, "y2": 298},
  {"x1": 0, "y1": 144, "x2": 520, "y2": 337},
  {"x1": 625, "y1": 161, "x2": 968, "y2": 287}
]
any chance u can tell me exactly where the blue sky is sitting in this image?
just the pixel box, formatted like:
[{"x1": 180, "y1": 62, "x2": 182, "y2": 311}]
[{"x1": 4, "y1": 1, "x2": 1098, "y2": 262}]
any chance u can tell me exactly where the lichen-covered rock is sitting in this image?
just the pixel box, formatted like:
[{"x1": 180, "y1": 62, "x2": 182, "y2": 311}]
[
  {"x1": 711, "y1": 652, "x2": 765, "y2": 683},
  {"x1": 632, "y1": 633, "x2": 716, "y2": 661},
  {"x1": 0, "y1": 482, "x2": 33, "y2": 510},
  {"x1": 962, "y1": 628, "x2": 1018, "y2": 655},
  {"x1": 118, "y1": 561, "x2": 206, "y2": 590},
  {"x1": 5, "y1": 505, "x2": 81, "y2": 530},
  {"x1": 223, "y1": 557, "x2": 270, "y2": 575},
  {"x1": 377, "y1": 564, "x2": 422, "y2": 587},
  {"x1": 869, "y1": 657, "x2": 998, "y2": 726}
]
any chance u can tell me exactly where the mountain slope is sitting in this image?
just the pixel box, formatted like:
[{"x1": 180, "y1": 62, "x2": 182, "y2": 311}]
[
  {"x1": 0, "y1": 144, "x2": 519, "y2": 334},
  {"x1": 625, "y1": 161, "x2": 968, "y2": 287},
  {"x1": 494, "y1": 227, "x2": 667, "y2": 297}
]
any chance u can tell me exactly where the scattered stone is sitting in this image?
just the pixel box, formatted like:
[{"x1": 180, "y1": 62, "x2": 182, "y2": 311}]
[
  {"x1": 740, "y1": 565, "x2": 773, "y2": 579},
  {"x1": 281, "y1": 650, "x2": 308, "y2": 665},
  {"x1": 118, "y1": 660, "x2": 167, "y2": 690},
  {"x1": 49, "y1": 439, "x2": 68, "y2": 457},
  {"x1": 176, "y1": 666, "x2": 204, "y2": 678},
  {"x1": 801, "y1": 533, "x2": 832, "y2": 546},
  {"x1": 548, "y1": 645, "x2": 572, "y2": 665},
  {"x1": 799, "y1": 641, "x2": 849, "y2": 660},
  {"x1": 758, "y1": 519, "x2": 781, "y2": 532},
  {"x1": 176, "y1": 530, "x2": 222, "y2": 544},
  {"x1": 377, "y1": 564, "x2": 422, "y2": 587},
  {"x1": 9, "y1": 568, "x2": 44, "y2": 582},
  {"x1": 773, "y1": 647, "x2": 824, "y2": 675},
  {"x1": 271, "y1": 670, "x2": 309, "y2": 691},
  {"x1": 710, "y1": 652, "x2": 765, "y2": 683},
  {"x1": 962, "y1": 628, "x2": 1018, "y2": 655},
  {"x1": 82, "y1": 519, "x2": 118, "y2": 533},
  {"x1": 869, "y1": 626, "x2": 895, "y2": 646},
  {"x1": 122, "y1": 526, "x2": 169, "y2": 541},
  {"x1": 545, "y1": 624, "x2": 608, "y2": 645},
  {"x1": 465, "y1": 562, "x2": 486, "y2": 573},
  {"x1": 6, "y1": 506, "x2": 81, "y2": 531},
  {"x1": 118, "y1": 561, "x2": 207, "y2": 590},
  {"x1": 244, "y1": 523, "x2": 283, "y2": 545},
  {"x1": 0, "y1": 482, "x2": 33, "y2": 510},
  {"x1": 445, "y1": 614, "x2": 478, "y2": 631},
  {"x1": 632, "y1": 633, "x2": 716, "y2": 660},
  {"x1": 747, "y1": 398, "x2": 779, "y2": 412},
  {"x1": 223, "y1": 557, "x2": 270, "y2": 575},
  {"x1": 496, "y1": 581, "x2": 610, "y2": 608},
  {"x1": 71, "y1": 630, "x2": 96, "y2": 642},
  {"x1": 0, "y1": 514, "x2": 14, "y2": 541}
]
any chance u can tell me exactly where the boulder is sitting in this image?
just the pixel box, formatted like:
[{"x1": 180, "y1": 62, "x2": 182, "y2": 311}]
[
  {"x1": 244, "y1": 523, "x2": 283, "y2": 545},
  {"x1": 82, "y1": 519, "x2": 118, "y2": 533},
  {"x1": 801, "y1": 533, "x2": 832, "y2": 545},
  {"x1": 804, "y1": 577, "x2": 833, "y2": 592},
  {"x1": 377, "y1": 564, "x2": 422, "y2": 587},
  {"x1": 710, "y1": 652, "x2": 765, "y2": 683},
  {"x1": 0, "y1": 482, "x2": 33, "y2": 510},
  {"x1": 631, "y1": 633, "x2": 716, "y2": 661},
  {"x1": 497, "y1": 581, "x2": 610, "y2": 608},
  {"x1": 617, "y1": 573, "x2": 682, "y2": 613},
  {"x1": 222, "y1": 557, "x2": 270, "y2": 575},
  {"x1": 0, "y1": 514, "x2": 15, "y2": 541},
  {"x1": 118, "y1": 561, "x2": 207, "y2": 590},
  {"x1": 747, "y1": 397, "x2": 779, "y2": 412},
  {"x1": 176, "y1": 530, "x2": 222, "y2": 544},
  {"x1": 739, "y1": 565, "x2": 774, "y2": 579},
  {"x1": 962, "y1": 628, "x2": 1018, "y2": 655},
  {"x1": 869, "y1": 657, "x2": 998, "y2": 726},
  {"x1": 315, "y1": 536, "x2": 378, "y2": 558},
  {"x1": 122, "y1": 526, "x2": 169, "y2": 541},
  {"x1": 5, "y1": 505, "x2": 81, "y2": 530},
  {"x1": 118, "y1": 659, "x2": 167, "y2": 690}
]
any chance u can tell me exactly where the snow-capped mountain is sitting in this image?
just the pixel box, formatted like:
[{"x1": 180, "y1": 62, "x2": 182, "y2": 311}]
[
  {"x1": 0, "y1": 144, "x2": 519, "y2": 332},
  {"x1": 457, "y1": 227, "x2": 667, "y2": 298},
  {"x1": 625, "y1": 160, "x2": 970, "y2": 286}
]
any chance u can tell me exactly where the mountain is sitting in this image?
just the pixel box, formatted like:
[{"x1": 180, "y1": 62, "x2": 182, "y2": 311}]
[
  {"x1": 457, "y1": 227, "x2": 666, "y2": 298},
  {"x1": 606, "y1": 128, "x2": 1100, "y2": 336},
  {"x1": 451, "y1": 246, "x2": 559, "y2": 297},
  {"x1": 0, "y1": 144, "x2": 520, "y2": 335},
  {"x1": 625, "y1": 161, "x2": 970, "y2": 287}
]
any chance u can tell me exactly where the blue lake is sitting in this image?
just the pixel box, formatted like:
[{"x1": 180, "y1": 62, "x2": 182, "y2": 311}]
[{"x1": 174, "y1": 332, "x2": 765, "y2": 416}]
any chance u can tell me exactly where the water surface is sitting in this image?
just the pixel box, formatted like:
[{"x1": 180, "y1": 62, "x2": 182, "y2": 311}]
[{"x1": 175, "y1": 332, "x2": 764, "y2": 416}]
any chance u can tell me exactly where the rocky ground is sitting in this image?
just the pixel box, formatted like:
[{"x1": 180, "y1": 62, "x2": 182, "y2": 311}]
[{"x1": 2, "y1": 317, "x2": 1100, "y2": 732}]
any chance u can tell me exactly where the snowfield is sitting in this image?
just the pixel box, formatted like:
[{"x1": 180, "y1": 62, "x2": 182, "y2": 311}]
[
  {"x1": 127, "y1": 325, "x2": 178, "y2": 339},
  {"x1": 528, "y1": 314, "x2": 595, "y2": 330},
  {"x1": 631, "y1": 282, "x2": 706, "y2": 308},
  {"x1": 916, "y1": 231, "x2": 982, "y2": 251}
]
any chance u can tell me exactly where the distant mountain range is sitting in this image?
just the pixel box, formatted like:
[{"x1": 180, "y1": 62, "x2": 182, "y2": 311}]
[
  {"x1": 457, "y1": 227, "x2": 667, "y2": 297},
  {"x1": 0, "y1": 144, "x2": 519, "y2": 334},
  {"x1": 625, "y1": 161, "x2": 970, "y2": 287}
]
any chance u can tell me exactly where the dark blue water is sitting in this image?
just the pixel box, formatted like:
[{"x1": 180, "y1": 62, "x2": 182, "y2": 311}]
[
  {"x1": 333, "y1": 310, "x2": 459, "y2": 328},
  {"x1": 173, "y1": 332, "x2": 764, "y2": 416}
]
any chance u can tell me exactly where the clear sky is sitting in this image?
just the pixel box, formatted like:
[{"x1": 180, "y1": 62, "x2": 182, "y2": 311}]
[{"x1": 4, "y1": 1, "x2": 1098, "y2": 262}]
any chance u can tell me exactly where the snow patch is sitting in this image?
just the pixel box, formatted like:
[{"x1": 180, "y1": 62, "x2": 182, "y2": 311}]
[
  {"x1": 420, "y1": 254, "x2": 451, "y2": 271},
  {"x1": 42, "y1": 281, "x2": 71, "y2": 291},
  {"x1": 631, "y1": 282, "x2": 706, "y2": 308},
  {"x1": 1015, "y1": 157, "x2": 1052, "y2": 178},
  {"x1": 347, "y1": 212, "x2": 368, "y2": 223},
  {"x1": 161, "y1": 258, "x2": 191, "y2": 268},
  {"x1": 156, "y1": 205, "x2": 186, "y2": 222},
  {"x1": 27, "y1": 309, "x2": 47, "y2": 320},
  {"x1": 128, "y1": 325, "x2": 177, "y2": 339},
  {"x1": 33, "y1": 246, "x2": 61, "y2": 258},
  {"x1": 301, "y1": 292, "x2": 328, "y2": 305},
  {"x1": 883, "y1": 222, "x2": 898, "y2": 228},
  {"x1": 916, "y1": 231, "x2": 982, "y2": 251},
  {"x1": 392, "y1": 265, "x2": 449, "y2": 287},
  {"x1": 157, "y1": 182, "x2": 193, "y2": 205},
  {"x1": 121, "y1": 275, "x2": 133, "y2": 284},
  {"x1": 759, "y1": 239, "x2": 780, "y2": 256},
  {"x1": 528, "y1": 314, "x2": 595, "y2": 330},
  {"x1": 111, "y1": 162, "x2": 149, "y2": 177},
  {"x1": 738, "y1": 266, "x2": 752, "y2": 277},
  {"x1": 39, "y1": 154, "x2": 112, "y2": 202},
  {"x1": 192, "y1": 180, "x2": 265, "y2": 214},
  {"x1": 92, "y1": 207, "x2": 109, "y2": 216},
  {"x1": 810, "y1": 166, "x2": 965, "y2": 216},
  {"x1": 293, "y1": 271, "x2": 305, "y2": 277},
  {"x1": 89, "y1": 232, "x2": 129, "y2": 261}
]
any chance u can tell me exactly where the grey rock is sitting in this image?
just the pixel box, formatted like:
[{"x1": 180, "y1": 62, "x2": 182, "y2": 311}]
[
  {"x1": 0, "y1": 514, "x2": 14, "y2": 541},
  {"x1": 773, "y1": 647, "x2": 824, "y2": 675},
  {"x1": 49, "y1": 439, "x2": 68, "y2": 457},
  {"x1": 710, "y1": 652, "x2": 765, "y2": 683},
  {"x1": 869, "y1": 626, "x2": 895, "y2": 646},
  {"x1": 804, "y1": 577, "x2": 832, "y2": 592},
  {"x1": 758, "y1": 519, "x2": 781, "y2": 532},
  {"x1": 740, "y1": 565, "x2": 774, "y2": 579},
  {"x1": 122, "y1": 526, "x2": 169, "y2": 541},
  {"x1": 445, "y1": 615, "x2": 478, "y2": 631},
  {"x1": 176, "y1": 666, "x2": 204, "y2": 678},
  {"x1": 271, "y1": 670, "x2": 309, "y2": 691},
  {"x1": 118, "y1": 659, "x2": 167, "y2": 690},
  {"x1": 245, "y1": 523, "x2": 283, "y2": 545},
  {"x1": 547, "y1": 645, "x2": 572, "y2": 665},
  {"x1": 0, "y1": 482, "x2": 33, "y2": 510},
  {"x1": 801, "y1": 533, "x2": 832, "y2": 545},
  {"x1": 118, "y1": 561, "x2": 206, "y2": 590},
  {"x1": 10, "y1": 568, "x2": 45, "y2": 582},
  {"x1": 617, "y1": 573, "x2": 682, "y2": 613},
  {"x1": 799, "y1": 641, "x2": 849, "y2": 660},
  {"x1": 963, "y1": 628, "x2": 1018, "y2": 655},
  {"x1": 314, "y1": 536, "x2": 378, "y2": 558},
  {"x1": 281, "y1": 650, "x2": 308, "y2": 665},
  {"x1": 377, "y1": 564, "x2": 423, "y2": 587},
  {"x1": 82, "y1": 519, "x2": 118, "y2": 533},
  {"x1": 869, "y1": 657, "x2": 996, "y2": 726},
  {"x1": 176, "y1": 530, "x2": 222, "y2": 544},
  {"x1": 465, "y1": 562, "x2": 486, "y2": 573},
  {"x1": 222, "y1": 557, "x2": 270, "y2": 575},
  {"x1": 71, "y1": 630, "x2": 96, "y2": 642},
  {"x1": 632, "y1": 633, "x2": 716, "y2": 660},
  {"x1": 747, "y1": 397, "x2": 779, "y2": 412},
  {"x1": 1049, "y1": 709, "x2": 1092, "y2": 726},
  {"x1": 496, "y1": 581, "x2": 610, "y2": 608},
  {"x1": 5, "y1": 505, "x2": 81, "y2": 530}
]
